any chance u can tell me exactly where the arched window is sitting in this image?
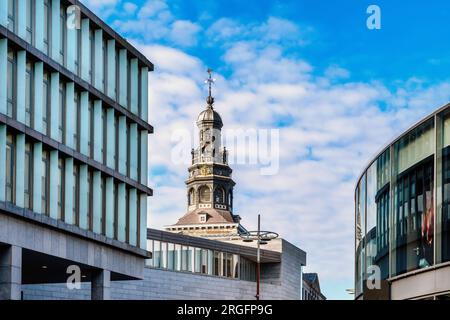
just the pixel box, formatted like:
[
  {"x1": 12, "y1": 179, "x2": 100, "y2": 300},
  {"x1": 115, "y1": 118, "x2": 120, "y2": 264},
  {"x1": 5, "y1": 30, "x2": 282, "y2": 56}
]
[
  {"x1": 214, "y1": 187, "x2": 225, "y2": 203},
  {"x1": 188, "y1": 188, "x2": 195, "y2": 205},
  {"x1": 228, "y1": 190, "x2": 233, "y2": 207},
  {"x1": 199, "y1": 186, "x2": 211, "y2": 203}
]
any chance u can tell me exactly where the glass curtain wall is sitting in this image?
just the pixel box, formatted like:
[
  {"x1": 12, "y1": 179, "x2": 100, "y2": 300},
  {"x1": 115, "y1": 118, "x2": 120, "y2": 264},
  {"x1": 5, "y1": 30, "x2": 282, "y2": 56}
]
[
  {"x1": 145, "y1": 240, "x2": 247, "y2": 280},
  {"x1": 391, "y1": 119, "x2": 435, "y2": 276}
]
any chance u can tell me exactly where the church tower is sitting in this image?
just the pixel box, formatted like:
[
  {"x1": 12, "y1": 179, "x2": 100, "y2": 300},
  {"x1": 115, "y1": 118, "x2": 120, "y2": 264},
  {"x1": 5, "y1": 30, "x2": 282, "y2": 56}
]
[{"x1": 166, "y1": 70, "x2": 245, "y2": 238}]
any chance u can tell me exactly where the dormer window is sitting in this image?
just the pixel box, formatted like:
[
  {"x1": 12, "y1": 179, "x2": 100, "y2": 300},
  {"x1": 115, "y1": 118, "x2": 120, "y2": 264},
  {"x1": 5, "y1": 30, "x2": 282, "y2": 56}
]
[{"x1": 199, "y1": 214, "x2": 207, "y2": 223}]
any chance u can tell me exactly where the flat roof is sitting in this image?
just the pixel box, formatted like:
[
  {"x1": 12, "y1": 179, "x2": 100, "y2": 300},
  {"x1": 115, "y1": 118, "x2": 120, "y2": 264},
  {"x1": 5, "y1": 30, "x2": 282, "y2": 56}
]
[{"x1": 147, "y1": 228, "x2": 282, "y2": 263}]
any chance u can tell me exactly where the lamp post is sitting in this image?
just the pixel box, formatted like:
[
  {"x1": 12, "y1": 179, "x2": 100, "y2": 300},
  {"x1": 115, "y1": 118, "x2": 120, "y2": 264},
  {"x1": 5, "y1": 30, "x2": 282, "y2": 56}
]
[{"x1": 239, "y1": 214, "x2": 279, "y2": 300}]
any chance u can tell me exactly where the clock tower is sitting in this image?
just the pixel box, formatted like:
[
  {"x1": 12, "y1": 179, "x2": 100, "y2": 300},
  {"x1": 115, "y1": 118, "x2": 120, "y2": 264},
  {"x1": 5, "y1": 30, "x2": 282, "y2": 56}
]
[{"x1": 166, "y1": 70, "x2": 245, "y2": 238}]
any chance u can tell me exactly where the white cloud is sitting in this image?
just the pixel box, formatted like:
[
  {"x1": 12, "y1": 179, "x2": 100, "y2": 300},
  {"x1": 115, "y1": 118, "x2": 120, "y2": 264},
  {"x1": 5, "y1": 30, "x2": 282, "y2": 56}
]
[
  {"x1": 123, "y1": 2, "x2": 138, "y2": 15},
  {"x1": 169, "y1": 20, "x2": 202, "y2": 47},
  {"x1": 112, "y1": 0, "x2": 201, "y2": 47}
]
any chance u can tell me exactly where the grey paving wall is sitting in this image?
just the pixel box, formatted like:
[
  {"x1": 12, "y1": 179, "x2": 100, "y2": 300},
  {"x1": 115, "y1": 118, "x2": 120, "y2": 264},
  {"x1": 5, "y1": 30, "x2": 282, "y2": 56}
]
[{"x1": 22, "y1": 267, "x2": 286, "y2": 300}]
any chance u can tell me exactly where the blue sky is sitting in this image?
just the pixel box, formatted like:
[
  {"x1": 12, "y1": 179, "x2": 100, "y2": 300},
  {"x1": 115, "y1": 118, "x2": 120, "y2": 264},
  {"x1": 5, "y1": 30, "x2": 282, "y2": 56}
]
[{"x1": 82, "y1": 0, "x2": 450, "y2": 299}]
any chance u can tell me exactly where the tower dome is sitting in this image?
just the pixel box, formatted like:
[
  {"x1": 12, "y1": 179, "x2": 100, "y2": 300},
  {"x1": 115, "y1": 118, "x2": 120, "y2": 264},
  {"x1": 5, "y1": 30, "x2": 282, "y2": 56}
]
[{"x1": 197, "y1": 104, "x2": 223, "y2": 129}]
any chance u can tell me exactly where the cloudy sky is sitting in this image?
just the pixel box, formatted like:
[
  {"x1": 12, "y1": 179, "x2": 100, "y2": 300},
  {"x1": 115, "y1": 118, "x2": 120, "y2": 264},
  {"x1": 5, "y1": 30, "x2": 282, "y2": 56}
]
[{"x1": 82, "y1": 0, "x2": 450, "y2": 299}]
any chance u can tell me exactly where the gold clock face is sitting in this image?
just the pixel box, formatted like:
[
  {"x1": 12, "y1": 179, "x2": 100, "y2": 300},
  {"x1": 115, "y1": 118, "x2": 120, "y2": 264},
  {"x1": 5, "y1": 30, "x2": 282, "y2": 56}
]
[{"x1": 200, "y1": 166, "x2": 208, "y2": 175}]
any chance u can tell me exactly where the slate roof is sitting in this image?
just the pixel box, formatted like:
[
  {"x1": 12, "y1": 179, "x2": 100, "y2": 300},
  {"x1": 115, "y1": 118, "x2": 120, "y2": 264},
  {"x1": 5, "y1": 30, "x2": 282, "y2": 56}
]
[{"x1": 171, "y1": 208, "x2": 236, "y2": 226}]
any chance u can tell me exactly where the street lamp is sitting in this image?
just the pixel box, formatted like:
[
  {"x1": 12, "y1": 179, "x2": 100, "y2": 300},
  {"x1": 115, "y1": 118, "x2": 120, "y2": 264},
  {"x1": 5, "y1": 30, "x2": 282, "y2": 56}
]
[{"x1": 239, "y1": 214, "x2": 279, "y2": 300}]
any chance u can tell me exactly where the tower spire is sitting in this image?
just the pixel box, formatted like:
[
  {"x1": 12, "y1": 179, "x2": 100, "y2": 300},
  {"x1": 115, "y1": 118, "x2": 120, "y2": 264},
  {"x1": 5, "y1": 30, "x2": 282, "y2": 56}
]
[{"x1": 205, "y1": 68, "x2": 215, "y2": 107}]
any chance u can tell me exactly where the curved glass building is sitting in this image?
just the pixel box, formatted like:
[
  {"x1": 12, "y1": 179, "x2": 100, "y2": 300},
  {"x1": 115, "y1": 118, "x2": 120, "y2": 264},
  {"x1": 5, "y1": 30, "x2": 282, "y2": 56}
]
[{"x1": 355, "y1": 104, "x2": 450, "y2": 300}]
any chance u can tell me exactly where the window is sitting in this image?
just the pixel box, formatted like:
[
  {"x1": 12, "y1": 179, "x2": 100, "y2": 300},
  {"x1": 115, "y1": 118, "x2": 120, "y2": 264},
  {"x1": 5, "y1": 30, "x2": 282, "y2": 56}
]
[
  {"x1": 232, "y1": 254, "x2": 239, "y2": 278},
  {"x1": 73, "y1": 164, "x2": 79, "y2": 225},
  {"x1": 214, "y1": 187, "x2": 225, "y2": 203},
  {"x1": 74, "y1": 27, "x2": 80, "y2": 75},
  {"x1": 7, "y1": 50, "x2": 15, "y2": 118},
  {"x1": 43, "y1": 0, "x2": 50, "y2": 54},
  {"x1": 24, "y1": 142, "x2": 33, "y2": 210},
  {"x1": 167, "y1": 243, "x2": 175, "y2": 270},
  {"x1": 25, "y1": 62, "x2": 33, "y2": 127},
  {"x1": 188, "y1": 188, "x2": 195, "y2": 206},
  {"x1": 194, "y1": 248, "x2": 201, "y2": 273},
  {"x1": 59, "y1": 83, "x2": 65, "y2": 143},
  {"x1": 57, "y1": 158, "x2": 64, "y2": 220},
  {"x1": 26, "y1": 0, "x2": 34, "y2": 44},
  {"x1": 161, "y1": 242, "x2": 168, "y2": 269},
  {"x1": 199, "y1": 214, "x2": 207, "y2": 223},
  {"x1": 198, "y1": 249, "x2": 207, "y2": 274},
  {"x1": 223, "y1": 253, "x2": 230, "y2": 277},
  {"x1": 5, "y1": 134, "x2": 15, "y2": 203},
  {"x1": 41, "y1": 151, "x2": 49, "y2": 215},
  {"x1": 101, "y1": 176, "x2": 105, "y2": 234},
  {"x1": 174, "y1": 244, "x2": 181, "y2": 271},
  {"x1": 113, "y1": 116, "x2": 117, "y2": 169},
  {"x1": 103, "y1": 38, "x2": 107, "y2": 93},
  {"x1": 89, "y1": 29, "x2": 95, "y2": 85},
  {"x1": 102, "y1": 108, "x2": 106, "y2": 164},
  {"x1": 125, "y1": 124, "x2": 129, "y2": 174},
  {"x1": 87, "y1": 170, "x2": 92, "y2": 230},
  {"x1": 181, "y1": 246, "x2": 189, "y2": 271},
  {"x1": 138, "y1": 68, "x2": 142, "y2": 118},
  {"x1": 88, "y1": 101, "x2": 93, "y2": 157},
  {"x1": 113, "y1": 182, "x2": 118, "y2": 239},
  {"x1": 59, "y1": 6, "x2": 66, "y2": 65},
  {"x1": 7, "y1": 0, "x2": 16, "y2": 32},
  {"x1": 115, "y1": 48, "x2": 119, "y2": 102},
  {"x1": 199, "y1": 186, "x2": 210, "y2": 203},
  {"x1": 153, "y1": 240, "x2": 161, "y2": 268},
  {"x1": 42, "y1": 72, "x2": 49, "y2": 135},
  {"x1": 127, "y1": 59, "x2": 131, "y2": 109},
  {"x1": 214, "y1": 251, "x2": 221, "y2": 276},
  {"x1": 73, "y1": 92, "x2": 79, "y2": 150}
]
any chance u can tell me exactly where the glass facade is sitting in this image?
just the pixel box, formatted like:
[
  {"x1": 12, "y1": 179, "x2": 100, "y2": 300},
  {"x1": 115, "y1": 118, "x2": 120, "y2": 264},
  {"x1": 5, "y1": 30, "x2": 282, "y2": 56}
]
[
  {"x1": 355, "y1": 108, "x2": 450, "y2": 298},
  {"x1": 0, "y1": 0, "x2": 152, "y2": 251},
  {"x1": 145, "y1": 239, "x2": 255, "y2": 282}
]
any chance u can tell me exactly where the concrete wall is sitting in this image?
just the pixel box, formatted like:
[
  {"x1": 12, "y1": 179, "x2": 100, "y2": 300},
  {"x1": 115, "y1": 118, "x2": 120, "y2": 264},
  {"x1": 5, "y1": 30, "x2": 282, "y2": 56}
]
[
  {"x1": 0, "y1": 211, "x2": 145, "y2": 279},
  {"x1": 390, "y1": 263, "x2": 450, "y2": 300},
  {"x1": 22, "y1": 266, "x2": 289, "y2": 300}
]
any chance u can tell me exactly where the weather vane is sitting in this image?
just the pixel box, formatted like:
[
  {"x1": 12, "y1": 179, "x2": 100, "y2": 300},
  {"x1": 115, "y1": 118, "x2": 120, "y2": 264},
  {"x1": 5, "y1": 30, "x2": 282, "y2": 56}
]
[{"x1": 205, "y1": 68, "x2": 216, "y2": 104}]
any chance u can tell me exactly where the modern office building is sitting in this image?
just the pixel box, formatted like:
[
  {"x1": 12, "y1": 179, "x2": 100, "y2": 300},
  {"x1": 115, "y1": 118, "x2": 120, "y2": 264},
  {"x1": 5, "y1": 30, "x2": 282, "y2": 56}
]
[
  {"x1": 0, "y1": 0, "x2": 153, "y2": 300},
  {"x1": 355, "y1": 103, "x2": 450, "y2": 300}
]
